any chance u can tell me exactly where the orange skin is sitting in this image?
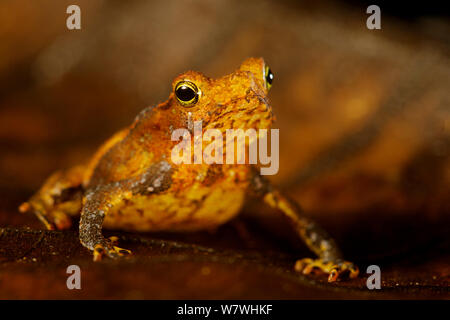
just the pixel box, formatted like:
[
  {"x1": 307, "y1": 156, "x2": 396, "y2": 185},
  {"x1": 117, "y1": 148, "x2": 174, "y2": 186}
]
[{"x1": 19, "y1": 58, "x2": 358, "y2": 282}]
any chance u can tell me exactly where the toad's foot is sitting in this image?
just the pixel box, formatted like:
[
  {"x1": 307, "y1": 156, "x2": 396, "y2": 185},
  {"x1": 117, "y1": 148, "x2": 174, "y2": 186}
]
[
  {"x1": 19, "y1": 202, "x2": 72, "y2": 231},
  {"x1": 295, "y1": 258, "x2": 359, "y2": 282},
  {"x1": 92, "y1": 236, "x2": 132, "y2": 262}
]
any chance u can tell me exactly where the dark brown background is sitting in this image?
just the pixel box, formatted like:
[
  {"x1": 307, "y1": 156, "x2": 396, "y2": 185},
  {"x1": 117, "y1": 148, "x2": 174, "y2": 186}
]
[{"x1": 0, "y1": 0, "x2": 449, "y2": 299}]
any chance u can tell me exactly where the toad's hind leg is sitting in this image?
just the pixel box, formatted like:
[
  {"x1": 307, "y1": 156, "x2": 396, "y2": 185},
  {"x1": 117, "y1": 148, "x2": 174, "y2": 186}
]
[
  {"x1": 251, "y1": 172, "x2": 359, "y2": 282},
  {"x1": 19, "y1": 165, "x2": 85, "y2": 230}
]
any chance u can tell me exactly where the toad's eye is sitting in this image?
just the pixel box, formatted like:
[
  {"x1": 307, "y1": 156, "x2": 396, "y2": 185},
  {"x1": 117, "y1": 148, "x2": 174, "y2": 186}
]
[
  {"x1": 264, "y1": 65, "x2": 274, "y2": 90},
  {"x1": 175, "y1": 81, "x2": 200, "y2": 107}
]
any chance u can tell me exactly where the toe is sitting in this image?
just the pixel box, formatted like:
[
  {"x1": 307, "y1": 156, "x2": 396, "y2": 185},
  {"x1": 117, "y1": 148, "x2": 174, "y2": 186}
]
[
  {"x1": 327, "y1": 268, "x2": 339, "y2": 282},
  {"x1": 93, "y1": 244, "x2": 105, "y2": 262},
  {"x1": 294, "y1": 258, "x2": 313, "y2": 273},
  {"x1": 53, "y1": 211, "x2": 72, "y2": 230},
  {"x1": 113, "y1": 246, "x2": 132, "y2": 256},
  {"x1": 348, "y1": 265, "x2": 360, "y2": 279}
]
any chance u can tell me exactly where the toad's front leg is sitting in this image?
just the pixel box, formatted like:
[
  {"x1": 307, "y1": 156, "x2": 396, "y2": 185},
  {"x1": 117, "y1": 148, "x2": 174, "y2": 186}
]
[
  {"x1": 79, "y1": 186, "x2": 132, "y2": 261},
  {"x1": 251, "y1": 173, "x2": 359, "y2": 282},
  {"x1": 79, "y1": 160, "x2": 173, "y2": 261}
]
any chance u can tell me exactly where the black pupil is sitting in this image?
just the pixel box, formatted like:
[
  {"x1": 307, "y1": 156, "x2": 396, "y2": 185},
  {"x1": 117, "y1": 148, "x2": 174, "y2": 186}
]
[
  {"x1": 176, "y1": 85, "x2": 196, "y2": 102},
  {"x1": 266, "y1": 68, "x2": 274, "y2": 85}
]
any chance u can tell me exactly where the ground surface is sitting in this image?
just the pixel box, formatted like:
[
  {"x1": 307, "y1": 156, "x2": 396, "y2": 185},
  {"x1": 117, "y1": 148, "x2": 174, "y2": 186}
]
[{"x1": 0, "y1": 205, "x2": 448, "y2": 299}]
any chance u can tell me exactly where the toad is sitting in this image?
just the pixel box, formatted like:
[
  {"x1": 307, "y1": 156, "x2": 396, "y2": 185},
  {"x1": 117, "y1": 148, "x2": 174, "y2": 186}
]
[{"x1": 19, "y1": 58, "x2": 358, "y2": 282}]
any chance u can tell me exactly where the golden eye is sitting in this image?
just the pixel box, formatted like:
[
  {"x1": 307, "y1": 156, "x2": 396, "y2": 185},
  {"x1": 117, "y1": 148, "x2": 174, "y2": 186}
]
[
  {"x1": 264, "y1": 65, "x2": 274, "y2": 90},
  {"x1": 175, "y1": 81, "x2": 200, "y2": 107}
]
